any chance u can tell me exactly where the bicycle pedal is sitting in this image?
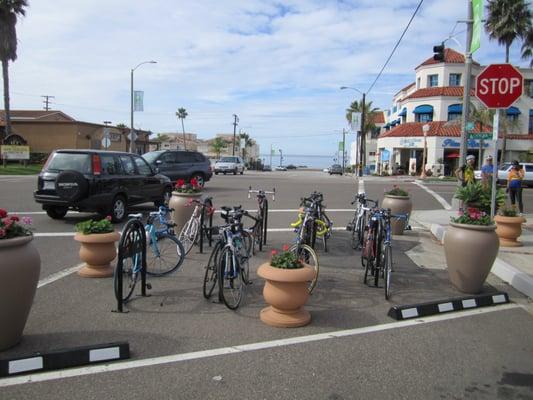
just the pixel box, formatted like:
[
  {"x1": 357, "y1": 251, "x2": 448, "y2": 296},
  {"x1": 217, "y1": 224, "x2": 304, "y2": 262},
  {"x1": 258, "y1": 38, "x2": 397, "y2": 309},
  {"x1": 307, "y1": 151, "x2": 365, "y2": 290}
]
[{"x1": 146, "y1": 283, "x2": 152, "y2": 290}]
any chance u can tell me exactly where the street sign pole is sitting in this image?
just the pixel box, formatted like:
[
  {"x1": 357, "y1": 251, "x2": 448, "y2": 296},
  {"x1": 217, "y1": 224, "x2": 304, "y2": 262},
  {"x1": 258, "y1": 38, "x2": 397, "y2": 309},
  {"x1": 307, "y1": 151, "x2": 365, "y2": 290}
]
[{"x1": 490, "y1": 112, "x2": 499, "y2": 219}]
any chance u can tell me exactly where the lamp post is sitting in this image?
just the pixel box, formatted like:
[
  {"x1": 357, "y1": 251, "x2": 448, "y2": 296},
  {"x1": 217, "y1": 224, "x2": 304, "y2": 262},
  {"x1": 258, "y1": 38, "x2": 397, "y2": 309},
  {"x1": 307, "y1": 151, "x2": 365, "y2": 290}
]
[
  {"x1": 232, "y1": 114, "x2": 239, "y2": 156},
  {"x1": 340, "y1": 86, "x2": 366, "y2": 177},
  {"x1": 279, "y1": 149, "x2": 283, "y2": 167},
  {"x1": 421, "y1": 123, "x2": 430, "y2": 178},
  {"x1": 130, "y1": 60, "x2": 157, "y2": 153}
]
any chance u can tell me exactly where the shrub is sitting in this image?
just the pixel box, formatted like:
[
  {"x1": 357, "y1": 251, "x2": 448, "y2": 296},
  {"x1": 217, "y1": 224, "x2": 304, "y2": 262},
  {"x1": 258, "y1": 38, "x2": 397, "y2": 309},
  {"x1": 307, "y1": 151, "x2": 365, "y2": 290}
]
[
  {"x1": 270, "y1": 245, "x2": 303, "y2": 269},
  {"x1": 75, "y1": 217, "x2": 114, "y2": 235}
]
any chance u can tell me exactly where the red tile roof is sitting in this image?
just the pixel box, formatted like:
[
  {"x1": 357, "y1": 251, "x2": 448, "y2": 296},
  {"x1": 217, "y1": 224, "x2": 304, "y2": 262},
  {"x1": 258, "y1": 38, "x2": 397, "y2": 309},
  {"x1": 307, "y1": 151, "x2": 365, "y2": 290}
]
[
  {"x1": 417, "y1": 48, "x2": 480, "y2": 68},
  {"x1": 395, "y1": 82, "x2": 415, "y2": 96},
  {"x1": 404, "y1": 86, "x2": 475, "y2": 100},
  {"x1": 370, "y1": 111, "x2": 385, "y2": 124}
]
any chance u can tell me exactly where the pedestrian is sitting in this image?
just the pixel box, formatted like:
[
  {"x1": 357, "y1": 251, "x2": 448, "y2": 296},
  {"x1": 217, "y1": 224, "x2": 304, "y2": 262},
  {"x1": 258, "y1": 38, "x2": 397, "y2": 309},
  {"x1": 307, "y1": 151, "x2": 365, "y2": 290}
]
[
  {"x1": 455, "y1": 154, "x2": 476, "y2": 186},
  {"x1": 506, "y1": 160, "x2": 525, "y2": 215},
  {"x1": 481, "y1": 155, "x2": 494, "y2": 186}
]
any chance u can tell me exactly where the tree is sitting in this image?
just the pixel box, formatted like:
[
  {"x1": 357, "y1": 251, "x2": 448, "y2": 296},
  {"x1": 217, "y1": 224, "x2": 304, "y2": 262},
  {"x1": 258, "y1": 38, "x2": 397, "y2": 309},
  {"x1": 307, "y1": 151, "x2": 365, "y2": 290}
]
[
  {"x1": 155, "y1": 133, "x2": 170, "y2": 142},
  {"x1": 239, "y1": 131, "x2": 256, "y2": 161},
  {"x1": 484, "y1": 0, "x2": 532, "y2": 63},
  {"x1": 210, "y1": 137, "x2": 227, "y2": 159},
  {"x1": 0, "y1": 0, "x2": 28, "y2": 137},
  {"x1": 346, "y1": 100, "x2": 379, "y2": 168},
  {"x1": 176, "y1": 107, "x2": 188, "y2": 150},
  {"x1": 521, "y1": 27, "x2": 533, "y2": 67}
]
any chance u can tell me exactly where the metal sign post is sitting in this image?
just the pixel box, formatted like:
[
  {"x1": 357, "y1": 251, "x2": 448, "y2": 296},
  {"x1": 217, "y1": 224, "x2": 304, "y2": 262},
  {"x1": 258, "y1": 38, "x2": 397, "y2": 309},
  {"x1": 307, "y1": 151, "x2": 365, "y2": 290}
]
[{"x1": 490, "y1": 112, "x2": 499, "y2": 219}]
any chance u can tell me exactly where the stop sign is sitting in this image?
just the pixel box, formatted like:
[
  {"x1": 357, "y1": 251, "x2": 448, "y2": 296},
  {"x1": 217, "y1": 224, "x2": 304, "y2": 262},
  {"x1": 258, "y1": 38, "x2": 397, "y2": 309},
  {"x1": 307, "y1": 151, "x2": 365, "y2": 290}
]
[{"x1": 476, "y1": 64, "x2": 523, "y2": 108}]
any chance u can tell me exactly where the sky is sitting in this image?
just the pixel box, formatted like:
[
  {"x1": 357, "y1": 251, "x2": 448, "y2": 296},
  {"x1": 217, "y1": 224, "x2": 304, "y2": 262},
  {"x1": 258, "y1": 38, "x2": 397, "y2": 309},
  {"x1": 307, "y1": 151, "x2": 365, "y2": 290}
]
[{"x1": 4, "y1": 0, "x2": 532, "y2": 157}]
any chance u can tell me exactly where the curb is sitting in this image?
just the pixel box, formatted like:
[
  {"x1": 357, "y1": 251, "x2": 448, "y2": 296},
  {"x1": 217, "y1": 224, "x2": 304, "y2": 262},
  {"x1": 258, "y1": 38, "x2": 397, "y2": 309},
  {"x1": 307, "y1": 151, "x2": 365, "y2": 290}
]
[
  {"x1": 0, "y1": 342, "x2": 129, "y2": 377},
  {"x1": 388, "y1": 292, "x2": 510, "y2": 320}
]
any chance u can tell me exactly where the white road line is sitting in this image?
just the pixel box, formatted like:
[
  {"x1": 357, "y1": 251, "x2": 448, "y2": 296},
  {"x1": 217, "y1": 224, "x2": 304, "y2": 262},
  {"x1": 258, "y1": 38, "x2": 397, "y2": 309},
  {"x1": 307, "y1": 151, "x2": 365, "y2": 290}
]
[
  {"x1": 0, "y1": 303, "x2": 519, "y2": 387},
  {"x1": 358, "y1": 178, "x2": 365, "y2": 194},
  {"x1": 413, "y1": 181, "x2": 452, "y2": 210},
  {"x1": 37, "y1": 264, "x2": 84, "y2": 288},
  {"x1": 8, "y1": 211, "x2": 46, "y2": 215}
]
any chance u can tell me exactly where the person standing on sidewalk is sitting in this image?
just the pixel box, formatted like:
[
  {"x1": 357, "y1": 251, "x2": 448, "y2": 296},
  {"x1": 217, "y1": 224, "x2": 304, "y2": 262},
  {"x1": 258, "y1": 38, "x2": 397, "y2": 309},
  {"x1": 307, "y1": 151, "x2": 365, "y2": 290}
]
[
  {"x1": 506, "y1": 160, "x2": 525, "y2": 215},
  {"x1": 455, "y1": 154, "x2": 476, "y2": 186},
  {"x1": 481, "y1": 155, "x2": 494, "y2": 186}
]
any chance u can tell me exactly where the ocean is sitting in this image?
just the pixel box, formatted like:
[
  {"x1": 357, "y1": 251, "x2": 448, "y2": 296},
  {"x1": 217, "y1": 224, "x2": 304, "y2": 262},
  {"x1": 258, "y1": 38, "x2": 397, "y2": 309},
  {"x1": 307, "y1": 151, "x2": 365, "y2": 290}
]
[{"x1": 259, "y1": 154, "x2": 342, "y2": 169}]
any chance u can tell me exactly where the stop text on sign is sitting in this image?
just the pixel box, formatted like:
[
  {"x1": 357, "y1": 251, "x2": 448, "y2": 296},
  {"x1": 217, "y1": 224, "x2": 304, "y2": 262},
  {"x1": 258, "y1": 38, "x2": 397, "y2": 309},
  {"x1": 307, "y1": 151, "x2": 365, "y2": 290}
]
[
  {"x1": 478, "y1": 77, "x2": 521, "y2": 96},
  {"x1": 475, "y1": 64, "x2": 523, "y2": 109}
]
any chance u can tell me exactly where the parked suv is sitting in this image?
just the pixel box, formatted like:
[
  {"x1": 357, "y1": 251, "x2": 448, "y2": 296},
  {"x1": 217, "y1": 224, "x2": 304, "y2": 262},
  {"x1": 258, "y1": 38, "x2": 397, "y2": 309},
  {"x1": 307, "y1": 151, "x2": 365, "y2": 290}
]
[
  {"x1": 142, "y1": 150, "x2": 212, "y2": 187},
  {"x1": 214, "y1": 156, "x2": 245, "y2": 175},
  {"x1": 34, "y1": 150, "x2": 173, "y2": 222},
  {"x1": 475, "y1": 162, "x2": 533, "y2": 186}
]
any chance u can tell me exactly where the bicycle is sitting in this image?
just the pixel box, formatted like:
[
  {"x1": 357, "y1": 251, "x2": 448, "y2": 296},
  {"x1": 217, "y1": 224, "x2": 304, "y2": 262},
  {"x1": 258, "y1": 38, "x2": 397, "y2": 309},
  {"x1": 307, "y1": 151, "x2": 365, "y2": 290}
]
[
  {"x1": 178, "y1": 197, "x2": 214, "y2": 255},
  {"x1": 292, "y1": 192, "x2": 331, "y2": 252},
  {"x1": 347, "y1": 194, "x2": 377, "y2": 250},
  {"x1": 247, "y1": 187, "x2": 275, "y2": 253}
]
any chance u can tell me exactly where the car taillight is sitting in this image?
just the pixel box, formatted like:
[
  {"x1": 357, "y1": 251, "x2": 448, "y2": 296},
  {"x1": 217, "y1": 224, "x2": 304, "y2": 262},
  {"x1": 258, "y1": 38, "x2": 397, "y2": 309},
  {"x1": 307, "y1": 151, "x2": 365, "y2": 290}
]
[{"x1": 92, "y1": 154, "x2": 101, "y2": 175}]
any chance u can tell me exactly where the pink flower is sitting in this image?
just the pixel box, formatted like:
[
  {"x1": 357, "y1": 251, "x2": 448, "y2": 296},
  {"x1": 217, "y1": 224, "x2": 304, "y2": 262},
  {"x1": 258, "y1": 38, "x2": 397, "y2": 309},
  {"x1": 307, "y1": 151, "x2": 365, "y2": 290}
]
[
  {"x1": 2, "y1": 218, "x2": 13, "y2": 229},
  {"x1": 0, "y1": 228, "x2": 5, "y2": 238},
  {"x1": 271, "y1": 249, "x2": 278, "y2": 256},
  {"x1": 10, "y1": 215, "x2": 20, "y2": 222},
  {"x1": 0, "y1": 209, "x2": 7, "y2": 218},
  {"x1": 22, "y1": 216, "x2": 32, "y2": 225},
  {"x1": 106, "y1": 215, "x2": 112, "y2": 221},
  {"x1": 282, "y1": 244, "x2": 289, "y2": 252}
]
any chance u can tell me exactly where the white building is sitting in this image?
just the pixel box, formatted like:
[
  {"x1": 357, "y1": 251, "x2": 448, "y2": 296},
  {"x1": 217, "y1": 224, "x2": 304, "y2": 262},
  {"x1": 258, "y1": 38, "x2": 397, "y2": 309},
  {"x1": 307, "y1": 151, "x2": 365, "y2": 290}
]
[{"x1": 377, "y1": 48, "x2": 533, "y2": 175}]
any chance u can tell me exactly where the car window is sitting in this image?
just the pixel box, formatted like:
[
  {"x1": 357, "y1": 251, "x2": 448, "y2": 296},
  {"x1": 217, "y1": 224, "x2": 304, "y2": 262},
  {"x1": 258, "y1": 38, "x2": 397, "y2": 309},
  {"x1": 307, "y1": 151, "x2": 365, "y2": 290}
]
[
  {"x1": 46, "y1": 153, "x2": 91, "y2": 174},
  {"x1": 178, "y1": 152, "x2": 197, "y2": 163},
  {"x1": 142, "y1": 151, "x2": 164, "y2": 164},
  {"x1": 194, "y1": 153, "x2": 206, "y2": 162},
  {"x1": 220, "y1": 157, "x2": 237, "y2": 163},
  {"x1": 134, "y1": 156, "x2": 153, "y2": 176},
  {"x1": 100, "y1": 154, "x2": 122, "y2": 175},
  {"x1": 119, "y1": 155, "x2": 136, "y2": 175},
  {"x1": 525, "y1": 165, "x2": 533, "y2": 172},
  {"x1": 161, "y1": 153, "x2": 176, "y2": 164}
]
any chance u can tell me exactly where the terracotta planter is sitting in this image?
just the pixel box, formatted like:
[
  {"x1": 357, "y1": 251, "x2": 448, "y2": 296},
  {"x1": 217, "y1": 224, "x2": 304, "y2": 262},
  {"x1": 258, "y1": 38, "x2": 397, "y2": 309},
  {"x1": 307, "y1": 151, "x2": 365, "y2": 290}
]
[
  {"x1": 169, "y1": 192, "x2": 203, "y2": 234},
  {"x1": 382, "y1": 195, "x2": 412, "y2": 235},
  {"x1": 494, "y1": 215, "x2": 527, "y2": 247},
  {"x1": 444, "y1": 222, "x2": 499, "y2": 294},
  {"x1": 74, "y1": 231, "x2": 120, "y2": 277},
  {"x1": 257, "y1": 262, "x2": 315, "y2": 328},
  {"x1": 0, "y1": 236, "x2": 41, "y2": 350}
]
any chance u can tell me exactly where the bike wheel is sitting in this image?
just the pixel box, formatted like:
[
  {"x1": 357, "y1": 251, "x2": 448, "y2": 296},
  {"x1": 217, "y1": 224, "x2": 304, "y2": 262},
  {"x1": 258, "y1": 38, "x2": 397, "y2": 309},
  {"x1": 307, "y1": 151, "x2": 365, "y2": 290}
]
[
  {"x1": 373, "y1": 225, "x2": 382, "y2": 287},
  {"x1": 218, "y1": 247, "x2": 245, "y2": 310},
  {"x1": 146, "y1": 233, "x2": 185, "y2": 276},
  {"x1": 203, "y1": 242, "x2": 221, "y2": 299},
  {"x1": 114, "y1": 252, "x2": 139, "y2": 303},
  {"x1": 384, "y1": 245, "x2": 392, "y2": 300},
  {"x1": 178, "y1": 217, "x2": 199, "y2": 255},
  {"x1": 289, "y1": 243, "x2": 319, "y2": 294},
  {"x1": 253, "y1": 220, "x2": 263, "y2": 253},
  {"x1": 357, "y1": 214, "x2": 367, "y2": 250}
]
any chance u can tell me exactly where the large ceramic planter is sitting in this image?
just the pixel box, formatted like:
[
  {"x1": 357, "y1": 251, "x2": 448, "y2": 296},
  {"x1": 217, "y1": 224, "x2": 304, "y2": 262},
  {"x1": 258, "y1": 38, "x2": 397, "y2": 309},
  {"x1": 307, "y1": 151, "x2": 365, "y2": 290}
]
[
  {"x1": 494, "y1": 215, "x2": 527, "y2": 247},
  {"x1": 74, "y1": 231, "x2": 120, "y2": 277},
  {"x1": 169, "y1": 192, "x2": 203, "y2": 234},
  {"x1": 382, "y1": 195, "x2": 412, "y2": 235},
  {"x1": 257, "y1": 262, "x2": 315, "y2": 328},
  {"x1": 444, "y1": 222, "x2": 499, "y2": 294},
  {"x1": 0, "y1": 236, "x2": 41, "y2": 351}
]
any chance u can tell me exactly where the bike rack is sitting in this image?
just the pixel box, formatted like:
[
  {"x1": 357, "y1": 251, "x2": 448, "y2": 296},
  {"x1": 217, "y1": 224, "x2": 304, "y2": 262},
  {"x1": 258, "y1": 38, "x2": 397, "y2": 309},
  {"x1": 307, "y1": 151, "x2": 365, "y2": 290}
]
[{"x1": 114, "y1": 219, "x2": 148, "y2": 313}]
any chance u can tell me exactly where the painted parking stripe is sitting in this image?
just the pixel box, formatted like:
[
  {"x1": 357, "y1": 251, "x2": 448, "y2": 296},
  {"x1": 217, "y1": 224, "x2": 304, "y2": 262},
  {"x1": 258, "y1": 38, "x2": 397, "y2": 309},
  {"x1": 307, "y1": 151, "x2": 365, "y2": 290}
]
[
  {"x1": 0, "y1": 303, "x2": 519, "y2": 387},
  {"x1": 37, "y1": 264, "x2": 84, "y2": 289},
  {"x1": 413, "y1": 181, "x2": 452, "y2": 210}
]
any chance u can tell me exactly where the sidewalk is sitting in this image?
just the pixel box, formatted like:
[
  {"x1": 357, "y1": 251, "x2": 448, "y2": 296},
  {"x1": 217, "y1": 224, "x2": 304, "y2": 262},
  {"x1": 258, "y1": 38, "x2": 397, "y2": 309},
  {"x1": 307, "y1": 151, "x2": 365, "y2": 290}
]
[{"x1": 411, "y1": 210, "x2": 533, "y2": 300}]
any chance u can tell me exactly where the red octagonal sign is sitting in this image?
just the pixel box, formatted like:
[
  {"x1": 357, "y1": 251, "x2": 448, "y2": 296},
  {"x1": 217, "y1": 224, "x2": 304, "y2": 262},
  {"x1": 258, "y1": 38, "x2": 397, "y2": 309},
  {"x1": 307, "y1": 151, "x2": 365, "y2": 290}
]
[{"x1": 476, "y1": 64, "x2": 523, "y2": 109}]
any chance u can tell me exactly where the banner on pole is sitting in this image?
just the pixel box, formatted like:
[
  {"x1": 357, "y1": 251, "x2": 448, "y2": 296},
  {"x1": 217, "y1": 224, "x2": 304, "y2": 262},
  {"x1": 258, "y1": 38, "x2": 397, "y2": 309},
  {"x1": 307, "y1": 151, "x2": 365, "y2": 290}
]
[
  {"x1": 338, "y1": 142, "x2": 344, "y2": 151},
  {"x1": 271, "y1": 147, "x2": 276, "y2": 155},
  {"x1": 351, "y1": 112, "x2": 361, "y2": 132},
  {"x1": 471, "y1": 0, "x2": 483, "y2": 53},
  {"x1": 134, "y1": 91, "x2": 144, "y2": 112}
]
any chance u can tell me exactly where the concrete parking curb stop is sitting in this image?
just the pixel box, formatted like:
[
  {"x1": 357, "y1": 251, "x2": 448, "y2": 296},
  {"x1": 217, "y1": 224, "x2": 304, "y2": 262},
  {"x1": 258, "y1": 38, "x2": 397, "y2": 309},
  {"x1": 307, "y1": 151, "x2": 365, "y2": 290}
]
[
  {"x1": 0, "y1": 342, "x2": 129, "y2": 377},
  {"x1": 387, "y1": 292, "x2": 510, "y2": 320}
]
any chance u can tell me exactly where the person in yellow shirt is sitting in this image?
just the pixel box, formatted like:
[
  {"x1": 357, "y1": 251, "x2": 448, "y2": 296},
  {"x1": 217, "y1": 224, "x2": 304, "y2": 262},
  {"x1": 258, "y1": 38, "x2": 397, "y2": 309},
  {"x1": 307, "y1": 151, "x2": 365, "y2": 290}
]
[
  {"x1": 455, "y1": 154, "x2": 476, "y2": 186},
  {"x1": 507, "y1": 160, "x2": 525, "y2": 214}
]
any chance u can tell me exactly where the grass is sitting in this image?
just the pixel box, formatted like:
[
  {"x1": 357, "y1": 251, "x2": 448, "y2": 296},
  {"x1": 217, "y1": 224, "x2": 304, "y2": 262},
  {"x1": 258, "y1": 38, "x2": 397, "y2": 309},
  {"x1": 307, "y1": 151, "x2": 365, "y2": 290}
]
[{"x1": 0, "y1": 163, "x2": 43, "y2": 175}]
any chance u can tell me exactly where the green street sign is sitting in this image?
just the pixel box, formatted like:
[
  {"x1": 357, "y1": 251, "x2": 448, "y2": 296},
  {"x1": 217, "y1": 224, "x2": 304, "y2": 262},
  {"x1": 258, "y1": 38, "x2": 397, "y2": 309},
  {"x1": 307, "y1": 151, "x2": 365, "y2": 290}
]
[
  {"x1": 471, "y1": 0, "x2": 483, "y2": 53},
  {"x1": 469, "y1": 132, "x2": 492, "y2": 140},
  {"x1": 338, "y1": 142, "x2": 344, "y2": 151}
]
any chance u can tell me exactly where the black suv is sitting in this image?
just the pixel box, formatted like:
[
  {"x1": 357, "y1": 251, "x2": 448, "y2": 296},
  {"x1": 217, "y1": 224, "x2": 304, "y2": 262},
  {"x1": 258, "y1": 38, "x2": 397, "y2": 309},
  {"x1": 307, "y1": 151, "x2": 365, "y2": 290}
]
[
  {"x1": 34, "y1": 149, "x2": 173, "y2": 222},
  {"x1": 142, "y1": 150, "x2": 213, "y2": 187}
]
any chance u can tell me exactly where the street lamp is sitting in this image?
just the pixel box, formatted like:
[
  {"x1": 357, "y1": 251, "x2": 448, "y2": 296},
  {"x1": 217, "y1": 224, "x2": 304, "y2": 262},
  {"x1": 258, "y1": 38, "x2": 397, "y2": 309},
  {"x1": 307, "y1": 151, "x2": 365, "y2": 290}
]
[
  {"x1": 130, "y1": 60, "x2": 157, "y2": 153},
  {"x1": 421, "y1": 123, "x2": 430, "y2": 179},
  {"x1": 340, "y1": 86, "x2": 366, "y2": 177},
  {"x1": 278, "y1": 149, "x2": 283, "y2": 167}
]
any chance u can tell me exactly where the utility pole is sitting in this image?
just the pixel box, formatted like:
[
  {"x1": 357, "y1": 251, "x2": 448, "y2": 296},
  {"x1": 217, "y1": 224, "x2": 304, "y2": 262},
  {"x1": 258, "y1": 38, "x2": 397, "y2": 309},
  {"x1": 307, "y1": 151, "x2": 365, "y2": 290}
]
[
  {"x1": 342, "y1": 128, "x2": 346, "y2": 174},
  {"x1": 459, "y1": 0, "x2": 474, "y2": 169},
  {"x1": 359, "y1": 93, "x2": 366, "y2": 177},
  {"x1": 270, "y1": 144, "x2": 273, "y2": 168},
  {"x1": 41, "y1": 95, "x2": 55, "y2": 111},
  {"x1": 232, "y1": 114, "x2": 239, "y2": 156}
]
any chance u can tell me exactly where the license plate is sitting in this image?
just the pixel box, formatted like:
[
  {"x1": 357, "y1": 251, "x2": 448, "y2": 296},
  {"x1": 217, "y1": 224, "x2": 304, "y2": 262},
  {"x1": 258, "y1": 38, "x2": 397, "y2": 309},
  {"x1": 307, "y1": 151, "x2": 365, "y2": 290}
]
[{"x1": 43, "y1": 181, "x2": 55, "y2": 190}]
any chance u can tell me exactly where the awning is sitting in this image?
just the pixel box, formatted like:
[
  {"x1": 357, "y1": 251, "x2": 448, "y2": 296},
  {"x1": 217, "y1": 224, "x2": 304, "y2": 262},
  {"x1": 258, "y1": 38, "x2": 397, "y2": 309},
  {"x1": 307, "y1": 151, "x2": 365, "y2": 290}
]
[
  {"x1": 390, "y1": 120, "x2": 398, "y2": 126},
  {"x1": 398, "y1": 108, "x2": 407, "y2": 117},
  {"x1": 446, "y1": 152, "x2": 460, "y2": 158},
  {"x1": 530, "y1": 110, "x2": 533, "y2": 116},
  {"x1": 413, "y1": 105, "x2": 433, "y2": 114},
  {"x1": 506, "y1": 106, "x2": 521, "y2": 115},
  {"x1": 448, "y1": 104, "x2": 462, "y2": 113},
  {"x1": 384, "y1": 123, "x2": 390, "y2": 128},
  {"x1": 396, "y1": 118, "x2": 401, "y2": 124}
]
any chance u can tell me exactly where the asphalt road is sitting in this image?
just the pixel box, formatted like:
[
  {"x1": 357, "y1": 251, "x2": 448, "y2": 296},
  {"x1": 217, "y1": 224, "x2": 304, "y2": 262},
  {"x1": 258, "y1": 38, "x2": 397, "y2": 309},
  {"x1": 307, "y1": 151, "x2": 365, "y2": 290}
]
[{"x1": 1, "y1": 171, "x2": 532, "y2": 399}]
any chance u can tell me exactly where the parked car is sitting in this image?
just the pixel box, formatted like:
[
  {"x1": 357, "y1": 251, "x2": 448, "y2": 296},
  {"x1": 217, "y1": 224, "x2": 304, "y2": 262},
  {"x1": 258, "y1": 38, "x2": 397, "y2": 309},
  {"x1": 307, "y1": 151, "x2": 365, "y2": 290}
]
[
  {"x1": 329, "y1": 164, "x2": 343, "y2": 175},
  {"x1": 34, "y1": 149, "x2": 173, "y2": 222},
  {"x1": 142, "y1": 150, "x2": 212, "y2": 187},
  {"x1": 474, "y1": 162, "x2": 533, "y2": 186},
  {"x1": 213, "y1": 156, "x2": 245, "y2": 175},
  {"x1": 286, "y1": 164, "x2": 297, "y2": 170},
  {"x1": 262, "y1": 165, "x2": 272, "y2": 172},
  {"x1": 275, "y1": 166, "x2": 287, "y2": 171}
]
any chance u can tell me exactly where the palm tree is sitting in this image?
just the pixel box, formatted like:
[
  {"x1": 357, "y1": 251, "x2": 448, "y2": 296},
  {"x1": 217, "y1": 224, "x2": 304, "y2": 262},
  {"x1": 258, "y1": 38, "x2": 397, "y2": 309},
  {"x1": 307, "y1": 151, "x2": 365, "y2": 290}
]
[
  {"x1": 484, "y1": 0, "x2": 532, "y2": 63},
  {"x1": 470, "y1": 103, "x2": 495, "y2": 167},
  {"x1": 521, "y1": 27, "x2": 533, "y2": 67},
  {"x1": 210, "y1": 137, "x2": 227, "y2": 159},
  {"x1": 0, "y1": 0, "x2": 28, "y2": 137},
  {"x1": 176, "y1": 107, "x2": 188, "y2": 150},
  {"x1": 345, "y1": 100, "x2": 379, "y2": 168}
]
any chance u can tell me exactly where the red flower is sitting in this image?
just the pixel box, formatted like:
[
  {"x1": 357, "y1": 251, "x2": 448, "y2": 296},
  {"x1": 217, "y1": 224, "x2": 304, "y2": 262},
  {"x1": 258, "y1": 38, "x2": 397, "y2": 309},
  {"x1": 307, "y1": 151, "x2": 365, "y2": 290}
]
[
  {"x1": 106, "y1": 215, "x2": 112, "y2": 221},
  {"x1": 176, "y1": 179, "x2": 186, "y2": 188},
  {"x1": 10, "y1": 215, "x2": 20, "y2": 222},
  {"x1": 271, "y1": 249, "x2": 278, "y2": 256},
  {"x1": 282, "y1": 244, "x2": 289, "y2": 252},
  {"x1": 0, "y1": 228, "x2": 5, "y2": 238},
  {"x1": 0, "y1": 209, "x2": 7, "y2": 218},
  {"x1": 190, "y1": 178, "x2": 198, "y2": 187}
]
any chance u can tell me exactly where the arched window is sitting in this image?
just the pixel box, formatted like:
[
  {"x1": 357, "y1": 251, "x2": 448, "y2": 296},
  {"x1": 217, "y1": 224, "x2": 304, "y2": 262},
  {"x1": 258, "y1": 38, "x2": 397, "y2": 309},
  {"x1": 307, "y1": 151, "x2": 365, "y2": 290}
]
[
  {"x1": 447, "y1": 104, "x2": 462, "y2": 121},
  {"x1": 413, "y1": 105, "x2": 433, "y2": 123}
]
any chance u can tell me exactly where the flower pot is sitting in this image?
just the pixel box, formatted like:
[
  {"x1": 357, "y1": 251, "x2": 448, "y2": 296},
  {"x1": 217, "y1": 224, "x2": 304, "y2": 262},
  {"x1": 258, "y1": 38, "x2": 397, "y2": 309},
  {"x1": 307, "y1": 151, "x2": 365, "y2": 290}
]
[
  {"x1": 0, "y1": 236, "x2": 41, "y2": 350},
  {"x1": 494, "y1": 215, "x2": 527, "y2": 247},
  {"x1": 74, "y1": 231, "x2": 120, "y2": 277},
  {"x1": 257, "y1": 262, "x2": 315, "y2": 328},
  {"x1": 382, "y1": 195, "x2": 412, "y2": 235},
  {"x1": 169, "y1": 192, "x2": 203, "y2": 234},
  {"x1": 444, "y1": 222, "x2": 499, "y2": 294}
]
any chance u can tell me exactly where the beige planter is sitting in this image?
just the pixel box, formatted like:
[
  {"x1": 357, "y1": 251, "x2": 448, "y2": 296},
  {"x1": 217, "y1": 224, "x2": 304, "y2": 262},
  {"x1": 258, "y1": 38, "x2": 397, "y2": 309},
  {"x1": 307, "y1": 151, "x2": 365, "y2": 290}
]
[
  {"x1": 494, "y1": 215, "x2": 527, "y2": 247},
  {"x1": 444, "y1": 222, "x2": 499, "y2": 294},
  {"x1": 0, "y1": 236, "x2": 41, "y2": 350},
  {"x1": 169, "y1": 192, "x2": 203, "y2": 234},
  {"x1": 257, "y1": 262, "x2": 315, "y2": 328},
  {"x1": 74, "y1": 231, "x2": 120, "y2": 277},
  {"x1": 382, "y1": 195, "x2": 412, "y2": 235}
]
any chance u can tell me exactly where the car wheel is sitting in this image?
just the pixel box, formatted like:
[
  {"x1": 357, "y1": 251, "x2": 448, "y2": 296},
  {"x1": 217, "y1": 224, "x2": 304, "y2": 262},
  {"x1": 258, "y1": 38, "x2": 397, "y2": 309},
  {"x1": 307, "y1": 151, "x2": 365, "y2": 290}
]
[
  {"x1": 110, "y1": 195, "x2": 127, "y2": 222},
  {"x1": 215, "y1": 172, "x2": 219, "y2": 175},
  {"x1": 223, "y1": 172, "x2": 227, "y2": 175},
  {"x1": 233, "y1": 168, "x2": 237, "y2": 175},
  {"x1": 240, "y1": 169, "x2": 244, "y2": 175},
  {"x1": 46, "y1": 206, "x2": 68, "y2": 220},
  {"x1": 190, "y1": 174, "x2": 205, "y2": 188}
]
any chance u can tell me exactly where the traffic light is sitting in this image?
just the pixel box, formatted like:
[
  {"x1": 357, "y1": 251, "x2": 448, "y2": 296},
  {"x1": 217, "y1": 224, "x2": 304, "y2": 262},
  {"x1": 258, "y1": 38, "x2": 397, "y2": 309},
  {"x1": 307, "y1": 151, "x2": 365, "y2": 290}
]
[{"x1": 433, "y1": 44, "x2": 445, "y2": 61}]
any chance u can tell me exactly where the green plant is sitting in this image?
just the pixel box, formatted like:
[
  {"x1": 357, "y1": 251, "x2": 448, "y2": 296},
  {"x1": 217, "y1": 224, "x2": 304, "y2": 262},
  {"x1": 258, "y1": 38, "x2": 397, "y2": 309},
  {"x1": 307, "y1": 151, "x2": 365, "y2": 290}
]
[
  {"x1": 270, "y1": 245, "x2": 303, "y2": 269},
  {"x1": 0, "y1": 209, "x2": 32, "y2": 239},
  {"x1": 454, "y1": 182, "x2": 505, "y2": 213},
  {"x1": 385, "y1": 185, "x2": 408, "y2": 197},
  {"x1": 175, "y1": 178, "x2": 201, "y2": 194},
  {"x1": 498, "y1": 205, "x2": 518, "y2": 217},
  {"x1": 75, "y1": 217, "x2": 114, "y2": 235},
  {"x1": 451, "y1": 207, "x2": 493, "y2": 226}
]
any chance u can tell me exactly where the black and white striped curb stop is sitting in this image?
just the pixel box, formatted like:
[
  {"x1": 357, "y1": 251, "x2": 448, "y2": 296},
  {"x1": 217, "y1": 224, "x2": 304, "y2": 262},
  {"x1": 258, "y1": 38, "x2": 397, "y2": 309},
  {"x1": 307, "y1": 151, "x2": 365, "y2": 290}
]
[
  {"x1": 387, "y1": 292, "x2": 510, "y2": 320},
  {"x1": 0, "y1": 342, "x2": 129, "y2": 377}
]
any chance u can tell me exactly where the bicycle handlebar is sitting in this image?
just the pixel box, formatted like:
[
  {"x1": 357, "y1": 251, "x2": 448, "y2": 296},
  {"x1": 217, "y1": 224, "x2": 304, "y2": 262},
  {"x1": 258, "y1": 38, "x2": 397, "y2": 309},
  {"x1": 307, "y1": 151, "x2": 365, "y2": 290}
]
[{"x1": 248, "y1": 186, "x2": 276, "y2": 200}]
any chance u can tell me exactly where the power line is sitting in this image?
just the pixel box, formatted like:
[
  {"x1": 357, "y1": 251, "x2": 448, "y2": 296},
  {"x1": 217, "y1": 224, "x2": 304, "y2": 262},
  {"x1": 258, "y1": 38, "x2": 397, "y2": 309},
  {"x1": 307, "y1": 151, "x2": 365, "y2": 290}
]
[{"x1": 366, "y1": 0, "x2": 424, "y2": 95}]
